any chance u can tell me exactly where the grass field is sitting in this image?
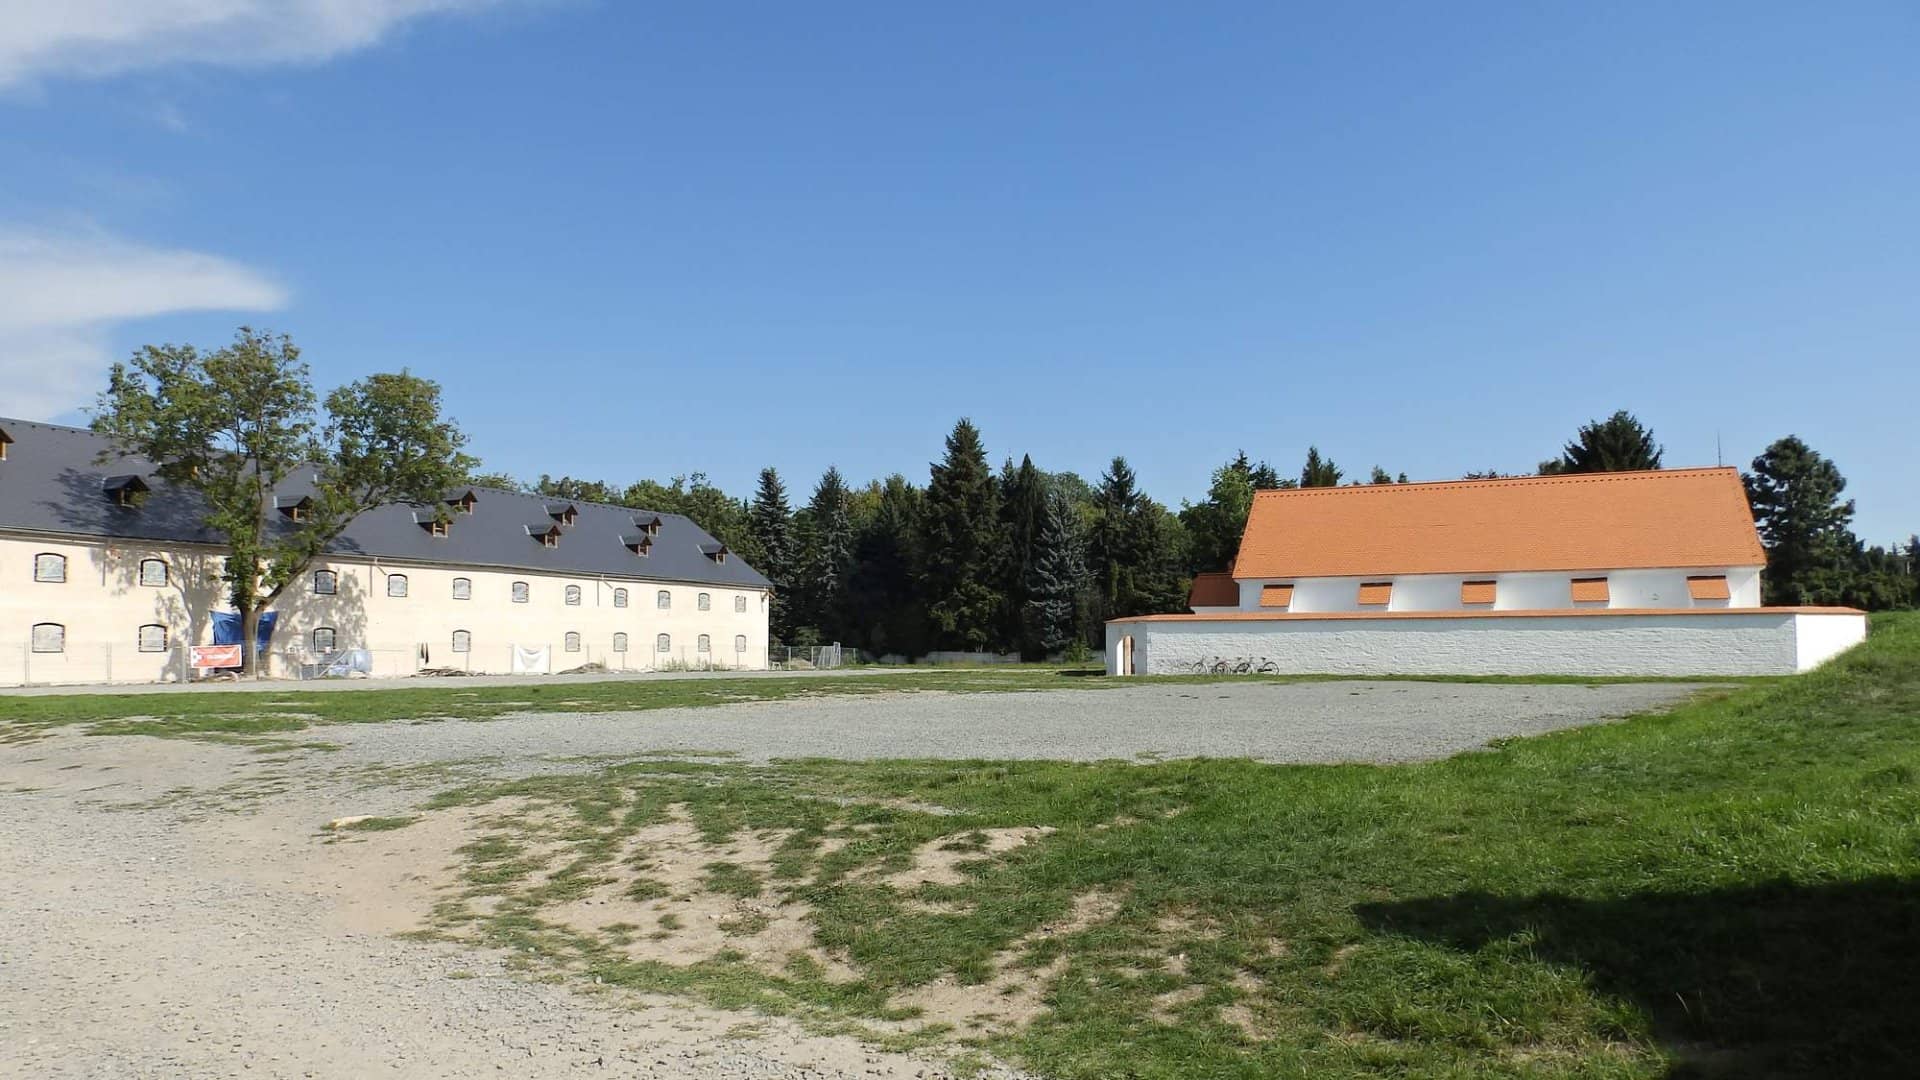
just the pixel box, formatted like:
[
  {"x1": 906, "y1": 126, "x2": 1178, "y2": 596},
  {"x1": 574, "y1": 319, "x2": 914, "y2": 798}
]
[{"x1": 407, "y1": 613, "x2": 1918, "y2": 1079}]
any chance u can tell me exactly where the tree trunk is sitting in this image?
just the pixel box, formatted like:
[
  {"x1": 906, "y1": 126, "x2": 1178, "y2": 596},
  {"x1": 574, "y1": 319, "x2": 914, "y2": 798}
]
[{"x1": 241, "y1": 604, "x2": 263, "y2": 679}]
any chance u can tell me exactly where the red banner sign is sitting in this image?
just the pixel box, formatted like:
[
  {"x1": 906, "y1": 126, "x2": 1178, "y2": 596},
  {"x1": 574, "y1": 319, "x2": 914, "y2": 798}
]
[{"x1": 190, "y1": 644, "x2": 243, "y2": 670}]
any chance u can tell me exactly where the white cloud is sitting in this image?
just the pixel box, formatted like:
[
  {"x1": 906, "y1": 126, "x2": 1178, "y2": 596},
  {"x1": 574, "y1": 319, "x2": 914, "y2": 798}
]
[
  {"x1": 0, "y1": 225, "x2": 287, "y2": 419},
  {"x1": 0, "y1": 1, "x2": 515, "y2": 89}
]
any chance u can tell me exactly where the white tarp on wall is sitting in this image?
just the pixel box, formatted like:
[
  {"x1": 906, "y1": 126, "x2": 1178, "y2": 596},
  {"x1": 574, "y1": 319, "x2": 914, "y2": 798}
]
[{"x1": 511, "y1": 645, "x2": 551, "y2": 674}]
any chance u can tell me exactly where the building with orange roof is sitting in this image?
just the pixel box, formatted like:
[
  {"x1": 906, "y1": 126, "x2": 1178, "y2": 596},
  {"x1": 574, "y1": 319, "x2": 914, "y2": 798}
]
[{"x1": 1106, "y1": 469, "x2": 1866, "y2": 677}]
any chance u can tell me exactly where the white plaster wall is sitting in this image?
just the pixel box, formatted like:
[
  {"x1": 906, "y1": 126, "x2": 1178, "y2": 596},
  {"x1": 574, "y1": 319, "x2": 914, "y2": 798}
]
[
  {"x1": 0, "y1": 532, "x2": 771, "y2": 686},
  {"x1": 1236, "y1": 566, "x2": 1763, "y2": 613},
  {"x1": 1105, "y1": 611, "x2": 1867, "y2": 677},
  {"x1": 1793, "y1": 613, "x2": 1868, "y2": 671}
]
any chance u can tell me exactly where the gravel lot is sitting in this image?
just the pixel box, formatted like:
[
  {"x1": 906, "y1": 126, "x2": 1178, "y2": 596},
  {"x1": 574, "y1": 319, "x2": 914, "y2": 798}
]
[{"x1": 0, "y1": 678, "x2": 1699, "y2": 1078}]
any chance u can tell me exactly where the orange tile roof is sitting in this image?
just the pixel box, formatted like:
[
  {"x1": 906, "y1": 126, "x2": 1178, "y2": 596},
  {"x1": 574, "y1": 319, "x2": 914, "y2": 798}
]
[
  {"x1": 1460, "y1": 580, "x2": 1497, "y2": 605},
  {"x1": 1687, "y1": 574, "x2": 1732, "y2": 600},
  {"x1": 1259, "y1": 583, "x2": 1294, "y2": 608},
  {"x1": 1356, "y1": 581, "x2": 1393, "y2": 606},
  {"x1": 1570, "y1": 577, "x2": 1611, "y2": 603},
  {"x1": 1187, "y1": 572, "x2": 1240, "y2": 609},
  {"x1": 1232, "y1": 468, "x2": 1765, "y2": 580},
  {"x1": 1109, "y1": 606, "x2": 1863, "y2": 624}
]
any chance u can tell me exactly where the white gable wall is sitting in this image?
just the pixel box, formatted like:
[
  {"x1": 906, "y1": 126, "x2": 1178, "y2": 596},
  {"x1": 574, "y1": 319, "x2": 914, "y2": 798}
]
[{"x1": 1236, "y1": 566, "x2": 1762, "y2": 613}]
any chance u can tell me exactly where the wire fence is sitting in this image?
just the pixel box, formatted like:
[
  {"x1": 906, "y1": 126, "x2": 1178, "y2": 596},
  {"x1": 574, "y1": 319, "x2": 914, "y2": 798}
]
[{"x1": 770, "y1": 643, "x2": 843, "y2": 670}]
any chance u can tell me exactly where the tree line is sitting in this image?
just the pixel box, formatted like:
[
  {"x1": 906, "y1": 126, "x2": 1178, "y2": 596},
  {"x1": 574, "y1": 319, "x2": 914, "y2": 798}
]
[{"x1": 512, "y1": 409, "x2": 1919, "y2": 656}]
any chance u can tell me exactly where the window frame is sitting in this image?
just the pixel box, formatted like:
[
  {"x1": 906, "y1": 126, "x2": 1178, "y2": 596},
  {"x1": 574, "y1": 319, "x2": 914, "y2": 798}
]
[
  {"x1": 33, "y1": 553, "x2": 67, "y2": 583},
  {"x1": 1259, "y1": 583, "x2": 1294, "y2": 609},
  {"x1": 1570, "y1": 577, "x2": 1611, "y2": 604},
  {"x1": 312, "y1": 569, "x2": 338, "y2": 595},
  {"x1": 656, "y1": 633, "x2": 672, "y2": 654},
  {"x1": 735, "y1": 634, "x2": 748, "y2": 653},
  {"x1": 138, "y1": 558, "x2": 169, "y2": 588},
  {"x1": 564, "y1": 631, "x2": 582, "y2": 653},
  {"x1": 312, "y1": 627, "x2": 337, "y2": 653},
  {"x1": 613, "y1": 588, "x2": 629, "y2": 609},
  {"x1": 612, "y1": 632, "x2": 629, "y2": 653},
  {"x1": 565, "y1": 584, "x2": 583, "y2": 606},
  {"x1": 697, "y1": 633, "x2": 711, "y2": 654},
  {"x1": 386, "y1": 573, "x2": 409, "y2": 598},
  {"x1": 511, "y1": 581, "x2": 530, "y2": 603},
  {"x1": 451, "y1": 629, "x2": 472, "y2": 654},
  {"x1": 657, "y1": 589, "x2": 672, "y2": 610},
  {"x1": 137, "y1": 624, "x2": 168, "y2": 653},
  {"x1": 697, "y1": 592, "x2": 711, "y2": 612},
  {"x1": 452, "y1": 576, "x2": 472, "y2": 600},
  {"x1": 734, "y1": 595, "x2": 747, "y2": 613},
  {"x1": 31, "y1": 622, "x2": 66, "y2": 653}
]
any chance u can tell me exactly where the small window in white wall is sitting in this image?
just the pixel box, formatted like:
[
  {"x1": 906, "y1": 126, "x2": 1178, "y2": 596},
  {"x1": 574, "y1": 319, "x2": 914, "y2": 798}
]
[
  {"x1": 312, "y1": 627, "x2": 337, "y2": 653},
  {"x1": 564, "y1": 631, "x2": 581, "y2": 653},
  {"x1": 656, "y1": 633, "x2": 671, "y2": 654},
  {"x1": 511, "y1": 581, "x2": 530, "y2": 603},
  {"x1": 565, "y1": 585, "x2": 582, "y2": 606},
  {"x1": 734, "y1": 595, "x2": 747, "y2": 613},
  {"x1": 138, "y1": 624, "x2": 168, "y2": 652},
  {"x1": 313, "y1": 570, "x2": 337, "y2": 595},
  {"x1": 33, "y1": 553, "x2": 66, "y2": 583},
  {"x1": 657, "y1": 590, "x2": 671, "y2": 610},
  {"x1": 387, "y1": 573, "x2": 408, "y2": 598},
  {"x1": 452, "y1": 629, "x2": 471, "y2": 653},
  {"x1": 452, "y1": 577, "x2": 472, "y2": 600},
  {"x1": 613, "y1": 588, "x2": 628, "y2": 608},
  {"x1": 697, "y1": 634, "x2": 711, "y2": 653},
  {"x1": 612, "y1": 632, "x2": 628, "y2": 653},
  {"x1": 138, "y1": 559, "x2": 169, "y2": 587},
  {"x1": 734, "y1": 634, "x2": 747, "y2": 653},
  {"x1": 698, "y1": 592, "x2": 711, "y2": 611},
  {"x1": 31, "y1": 622, "x2": 65, "y2": 653}
]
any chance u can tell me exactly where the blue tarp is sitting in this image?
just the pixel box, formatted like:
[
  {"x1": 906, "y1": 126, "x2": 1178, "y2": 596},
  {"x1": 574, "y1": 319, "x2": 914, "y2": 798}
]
[{"x1": 211, "y1": 611, "x2": 278, "y2": 653}]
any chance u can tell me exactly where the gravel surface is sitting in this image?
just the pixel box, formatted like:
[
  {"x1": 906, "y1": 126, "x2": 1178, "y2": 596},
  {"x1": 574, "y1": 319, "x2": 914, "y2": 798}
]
[
  {"x1": 0, "y1": 678, "x2": 1700, "y2": 1078},
  {"x1": 315, "y1": 679, "x2": 1706, "y2": 770}
]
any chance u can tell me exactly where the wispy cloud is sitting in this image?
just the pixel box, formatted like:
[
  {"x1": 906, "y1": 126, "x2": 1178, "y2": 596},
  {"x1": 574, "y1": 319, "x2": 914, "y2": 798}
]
[
  {"x1": 0, "y1": 1, "x2": 519, "y2": 90},
  {"x1": 0, "y1": 224, "x2": 287, "y2": 419}
]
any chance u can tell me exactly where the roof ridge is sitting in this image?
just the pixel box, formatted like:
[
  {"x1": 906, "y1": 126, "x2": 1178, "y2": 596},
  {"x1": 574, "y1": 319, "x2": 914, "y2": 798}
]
[
  {"x1": 0, "y1": 416, "x2": 101, "y2": 436},
  {"x1": 1251, "y1": 467, "x2": 1739, "y2": 498}
]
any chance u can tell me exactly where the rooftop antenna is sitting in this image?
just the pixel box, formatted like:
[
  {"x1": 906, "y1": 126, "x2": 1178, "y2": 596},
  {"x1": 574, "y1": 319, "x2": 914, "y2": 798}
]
[{"x1": 1715, "y1": 430, "x2": 1723, "y2": 467}]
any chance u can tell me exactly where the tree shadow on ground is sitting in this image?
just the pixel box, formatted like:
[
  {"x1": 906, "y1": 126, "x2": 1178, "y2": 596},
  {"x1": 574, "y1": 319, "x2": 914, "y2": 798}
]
[{"x1": 1356, "y1": 877, "x2": 1920, "y2": 1078}]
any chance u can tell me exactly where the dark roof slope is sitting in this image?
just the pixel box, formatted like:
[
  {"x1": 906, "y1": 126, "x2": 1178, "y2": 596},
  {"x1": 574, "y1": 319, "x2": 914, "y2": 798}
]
[{"x1": 0, "y1": 417, "x2": 771, "y2": 589}]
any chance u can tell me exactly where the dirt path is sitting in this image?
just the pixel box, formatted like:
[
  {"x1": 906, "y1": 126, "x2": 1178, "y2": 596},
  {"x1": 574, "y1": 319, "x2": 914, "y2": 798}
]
[{"x1": 0, "y1": 732, "x2": 1030, "y2": 1079}]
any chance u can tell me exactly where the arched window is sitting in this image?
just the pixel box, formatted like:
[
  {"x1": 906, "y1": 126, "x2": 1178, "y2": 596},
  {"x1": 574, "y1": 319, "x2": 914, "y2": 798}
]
[
  {"x1": 138, "y1": 624, "x2": 168, "y2": 652},
  {"x1": 656, "y1": 633, "x2": 671, "y2": 654},
  {"x1": 612, "y1": 632, "x2": 629, "y2": 653},
  {"x1": 452, "y1": 630, "x2": 471, "y2": 653},
  {"x1": 564, "y1": 631, "x2": 582, "y2": 653},
  {"x1": 734, "y1": 595, "x2": 747, "y2": 613},
  {"x1": 697, "y1": 592, "x2": 711, "y2": 611},
  {"x1": 511, "y1": 581, "x2": 529, "y2": 603},
  {"x1": 33, "y1": 553, "x2": 66, "y2": 583},
  {"x1": 657, "y1": 590, "x2": 672, "y2": 610},
  {"x1": 697, "y1": 634, "x2": 711, "y2": 653},
  {"x1": 387, "y1": 573, "x2": 408, "y2": 598},
  {"x1": 613, "y1": 588, "x2": 628, "y2": 608},
  {"x1": 565, "y1": 585, "x2": 582, "y2": 606},
  {"x1": 31, "y1": 622, "x2": 65, "y2": 653},
  {"x1": 452, "y1": 577, "x2": 472, "y2": 600},
  {"x1": 138, "y1": 559, "x2": 169, "y2": 587},
  {"x1": 312, "y1": 627, "x2": 337, "y2": 653},
  {"x1": 312, "y1": 569, "x2": 337, "y2": 595},
  {"x1": 735, "y1": 634, "x2": 748, "y2": 653}
]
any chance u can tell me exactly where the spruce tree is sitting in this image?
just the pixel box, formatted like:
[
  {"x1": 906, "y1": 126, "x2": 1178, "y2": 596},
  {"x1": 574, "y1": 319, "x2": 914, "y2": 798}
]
[
  {"x1": 1091, "y1": 457, "x2": 1189, "y2": 620},
  {"x1": 748, "y1": 467, "x2": 796, "y2": 641},
  {"x1": 1024, "y1": 492, "x2": 1087, "y2": 656},
  {"x1": 1300, "y1": 446, "x2": 1343, "y2": 487},
  {"x1": 803, "y1": 466, "x2": 855, "y2": 642},
  {"x1": 848, "y1": 475, "x2": 928, "y2": 657},
  {"x1": 1545, "y1": 410, "x2": 1664, "y2": 473},
  {"x1": 1745, "y1": 436, "x2": 1859, "y2": 605},
  {"x1": 919, "y1": 419, "x2": 1004, "y2": 650},
  {"x1": 999, "y1": 454, "x2": 1048, "y2": 655}
]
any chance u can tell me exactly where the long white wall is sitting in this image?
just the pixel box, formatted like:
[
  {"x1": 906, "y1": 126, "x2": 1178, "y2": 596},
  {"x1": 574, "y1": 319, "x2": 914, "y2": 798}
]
[
  {"x1": 0, "y1": 532, "x2": 770, "y2": 686},
  {"x1": 1235, "y1": 566, "x2": 1762, "y2": 613},
  {"x1": 1106, "y1": 610, "x2": 1866, "y2": 677}
]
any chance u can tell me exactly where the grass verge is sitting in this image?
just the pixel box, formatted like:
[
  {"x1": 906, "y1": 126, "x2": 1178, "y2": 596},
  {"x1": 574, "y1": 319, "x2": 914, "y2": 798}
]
[{"x1": 408, "y1": 613, "x2": 1917, "y2": 1078}]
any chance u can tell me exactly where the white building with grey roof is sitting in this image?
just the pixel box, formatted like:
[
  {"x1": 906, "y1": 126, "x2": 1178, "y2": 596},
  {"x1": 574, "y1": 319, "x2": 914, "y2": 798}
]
[{"x1": 0, "y1": 417, "x2": 773, "y2": 686}]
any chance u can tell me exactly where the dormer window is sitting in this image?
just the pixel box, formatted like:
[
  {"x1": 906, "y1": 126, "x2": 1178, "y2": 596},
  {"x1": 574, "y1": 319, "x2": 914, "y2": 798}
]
[
  {"x1": 633, "y1": 514, "x2": 663, "y2": 538},
  {"x1": 546, "y1": 503, "x2": 578, "y2": 527},
  {"x1": 527, "y1": 523, "x2": 563, "y2": 548},
  {"x1": 0, "y1": 426, "x2": 12, "y2": 461},
  {"x1": 622, "y1": 534, "x2": 653, "y2": 557},
  {"x1": 276, "y1": 495, "x2": 314, "y2": 523},
  {"x1": 446, "y1": 489, "x2": 479, "y2": 515},
  {"x1": 701, "y1": 543, "x2": 729, "y2": 564},
  {"x1": 103, "y1": 474, "x2": 149, "y2": 509},
  {"x1": 414, "y1": 511, "x2": 450, "y2": 537}
]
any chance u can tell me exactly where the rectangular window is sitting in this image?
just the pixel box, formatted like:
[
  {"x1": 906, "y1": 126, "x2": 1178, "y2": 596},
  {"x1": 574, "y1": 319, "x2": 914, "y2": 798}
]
[
  {"x1": 734, "y1": 595, "x2": 747, "y2": 613},
  {"x1": 34, "y1": 553, "x2": 66, "y2": 583},
  {"x1": 1460, "y1": 580, "x2": 1497, "y2": 605},
  {"x1": 512, "y1": 581, "x2": 529, "y2": 603},
  {"x1": 1686, "y1": 575, "x2": 1731, "y2": 601},
  {"x1": 612, "y1": 632, "x2": 628, "y2": 653},
  {"x1": 1259, "y1": 584, "x2": 1294, "y2": 609},
  {"x1": 657, "y1": 590, "x2": 671, "y2": 610},
  {"x1": 313, "y1": 570, "x2": 337, "y2": 595},
  {"x1": 657, "y1": 633, "x2": 671, "y2": 653},
  {"x1": 614, "y1": 588, "x2": 628, "y2": 608},
  {"x1": 735, "y1": 634, "x2": 748, "y2": 653},
  {"x1": 698, "y1": 592, "x2": 711, "y2": 611},
  {"x1": 1357, "y1": 581, "x2": 1392, "y2": 606},
  {"x1": 565, "y1": 585, "x2": 582, "y2": 606},
  {"x1": 387, "y1": 574, "x2": 408, "y2": 598},
  {"x1": 139, "y1": 559, "x2": 169, "y2": 587},
  {"x1": 1570, "y1": 577, "x2": 1611, "y2": 604},
  {"x1": 138, "y1": 624, "x2": 168, "y2": 652},
  {"x1": 452, "y1": 577, "x2": 472, "y2": 600},
  {"x1": 31, "y1": 623, "x2": 65, "y2": 653},
  {"x1": 312, "y1": 627, "x2": 337, "y2": 652},
  {"x1": 564, "y1": 632, "x2": 581, "y2": 653},
  {"x1": 452, "y1": 630, "x2": 471, "y2": 653}
]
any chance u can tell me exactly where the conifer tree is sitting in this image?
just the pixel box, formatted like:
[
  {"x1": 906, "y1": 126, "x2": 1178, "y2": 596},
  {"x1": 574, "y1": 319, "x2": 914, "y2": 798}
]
[
  {"x1": 748, "y1": 467, "x2": 796, "y2": 641},
  {"x1": 801, "y1": 466, "x2": 855, "y2": 642},
  {"x1": 1745, "y1": 436, "x2": 1858, "y2": 605},
  {"x1": 920, "y1": 419, "x2": 1004, "y2": 650},
  {"x1": 849, "y1": 475, "x2": 928, "y2": 656},
  {"x1": 1091, "y1": 457, "x2": 1188, "y2": 621},
  {"x1": 1543, "y1": 410, "x2": 1664, "y2": 473},
  {"x1": 1300, "y1": 446, "x2": 1343, "y2": 487},
  {"x1": 1025, "y1": 492, "x2": 1087, "y2": 656},
  {"x1": 999, "y1": 454, "x2": 1048, "y2": 655}
]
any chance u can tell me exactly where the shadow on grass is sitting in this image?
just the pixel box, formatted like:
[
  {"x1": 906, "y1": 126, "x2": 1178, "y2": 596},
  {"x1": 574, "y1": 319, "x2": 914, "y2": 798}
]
[{"x1": 1356, "y1": 876, "x2": 1920, "y2": 1079}]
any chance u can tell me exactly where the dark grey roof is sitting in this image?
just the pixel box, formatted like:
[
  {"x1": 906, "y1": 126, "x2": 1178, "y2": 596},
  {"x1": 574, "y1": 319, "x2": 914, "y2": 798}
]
[{"x1": 0, "y1": 417, "x2": 771, "y2": 589}]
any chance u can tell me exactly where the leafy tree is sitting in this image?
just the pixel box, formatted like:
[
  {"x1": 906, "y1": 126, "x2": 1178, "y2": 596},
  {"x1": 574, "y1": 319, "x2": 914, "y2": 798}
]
[
  {"x1": 748, "y1": 467, "x2": 796, "y2": 640},
  {"x1": 919, "y1": 419, "x2": 1005, "y2": 650},
  {"x1": 533, "y1": 475, "x2": 621, "y2": 504},
  {"x1": 467, "y1": 469, "x2": 524, "y2": 491},
  {"x1": 848, "y1": 475, "x2": 928, "y2": 656},
  {"x1": 1543, "y1": 410, "x2": 1664, "y2": 473},
  {"x1": 1300, "y1": 446, "x2": 1342, "y2": 487},
  {"x1": 1024, "y1": 492, "x2": 1088, "y2": 655},
  {"x1": 1180, "y1": 451, "x2": 1283, "y2": 574},
  {"x1": 1745, "y1": 436, "x2": 1858, "y2": 606},
  {"x1": 92, "y1": 328, "x2": 474, "y2": 676}
]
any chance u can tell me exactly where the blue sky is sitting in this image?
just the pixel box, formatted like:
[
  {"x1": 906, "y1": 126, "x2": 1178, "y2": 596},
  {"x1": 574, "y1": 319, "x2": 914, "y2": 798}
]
[{"x1": 3, "y1": 2, "x2": 1916, "y2": 541}]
